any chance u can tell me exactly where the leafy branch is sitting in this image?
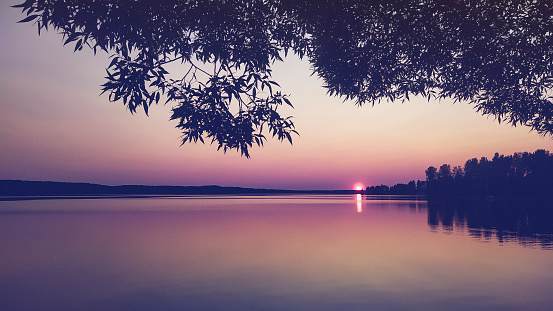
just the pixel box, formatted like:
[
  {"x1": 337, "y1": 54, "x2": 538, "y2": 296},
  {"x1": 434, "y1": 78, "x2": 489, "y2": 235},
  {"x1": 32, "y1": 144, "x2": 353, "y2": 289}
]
[{"x1": 13, "y1": 0, "x2": 553, "y2": 155}]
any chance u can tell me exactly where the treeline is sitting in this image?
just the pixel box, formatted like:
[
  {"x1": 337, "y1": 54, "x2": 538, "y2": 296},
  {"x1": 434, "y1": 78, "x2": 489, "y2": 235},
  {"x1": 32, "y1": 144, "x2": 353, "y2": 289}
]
[
  {"x1": 425, "y1": 149, "x2": 553, "y2": 198},
  {"x1": 366, "y1": 180, "x2": 426, "y2": 195},
  {"x1": 367, "y1": 149, "x2": 553, "y2": 198}
]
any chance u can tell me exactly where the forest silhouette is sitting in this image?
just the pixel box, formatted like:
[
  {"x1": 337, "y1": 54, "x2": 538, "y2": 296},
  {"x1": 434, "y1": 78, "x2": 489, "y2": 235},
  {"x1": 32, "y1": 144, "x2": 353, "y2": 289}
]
[
  {"x1": 367, "y1": 149, "x2": 553, "y2": 198},
  {"x1": 367, "y1": 149, "x2": 553, "y2": 248},
  {"x1": 425, "y1": 149, "x2": 553, "y2": 198}
]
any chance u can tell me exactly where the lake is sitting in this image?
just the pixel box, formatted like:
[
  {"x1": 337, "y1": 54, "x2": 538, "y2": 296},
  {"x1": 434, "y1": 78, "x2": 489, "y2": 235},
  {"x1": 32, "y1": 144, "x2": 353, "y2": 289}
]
[{"x1": 0, "y1": 195, "x2": 552, "y2": 310}]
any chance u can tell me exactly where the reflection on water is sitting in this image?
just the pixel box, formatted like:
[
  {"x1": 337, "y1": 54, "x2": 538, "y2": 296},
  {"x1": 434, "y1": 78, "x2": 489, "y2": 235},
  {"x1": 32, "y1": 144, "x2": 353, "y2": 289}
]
[
  {"x1": 356, "y1": 194, "x2": 362, "y2": 212},
  {"x1": 0, "y1": 195, "x2": 552, "y2": 311},
  {"x1": 428, "y1": 199, "x2": 553, "y2": 250}
]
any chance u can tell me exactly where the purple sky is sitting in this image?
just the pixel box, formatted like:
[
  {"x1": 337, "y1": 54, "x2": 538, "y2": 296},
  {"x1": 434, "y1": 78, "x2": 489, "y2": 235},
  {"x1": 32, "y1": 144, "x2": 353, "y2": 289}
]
[{"x1": 1, "y1": 2, "x2": 553, "y2": 190}]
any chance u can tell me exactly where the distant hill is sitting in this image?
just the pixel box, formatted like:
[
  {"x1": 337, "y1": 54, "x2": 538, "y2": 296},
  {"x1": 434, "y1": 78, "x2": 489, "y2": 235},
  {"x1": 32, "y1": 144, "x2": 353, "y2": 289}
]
[{"x1": 0, "y1": 180, "x2": 358, "y2": 197}]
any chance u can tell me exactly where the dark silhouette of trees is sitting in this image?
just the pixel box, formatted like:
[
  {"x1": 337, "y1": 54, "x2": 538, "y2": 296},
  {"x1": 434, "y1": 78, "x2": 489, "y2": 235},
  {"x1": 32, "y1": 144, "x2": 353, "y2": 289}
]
[
  {"x1": 425, "y1": 149, "x2": 553, "y2": 198},
  {"x1": 424, "y1": 166, "x2": 437, "y2": 196},
  {"x1": 13, "y1": 0, "x2": 553, "y2": 155},
  {"x1": 366, "y1": 180, "x2": 424, "y2": 195}
]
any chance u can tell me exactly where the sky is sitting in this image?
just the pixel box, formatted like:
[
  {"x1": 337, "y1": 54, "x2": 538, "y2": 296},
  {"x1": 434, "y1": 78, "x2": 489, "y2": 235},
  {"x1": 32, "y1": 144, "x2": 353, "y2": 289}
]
[{"x1": 1, "y1": 2, "x2": 553, "y2": 190}]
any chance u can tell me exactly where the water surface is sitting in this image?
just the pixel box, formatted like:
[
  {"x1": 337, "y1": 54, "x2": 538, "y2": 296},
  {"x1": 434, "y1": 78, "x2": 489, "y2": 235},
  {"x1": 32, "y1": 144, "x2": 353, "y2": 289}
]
[{"x1": 0, "y1": 195, "x2": 551, "y2": 310}]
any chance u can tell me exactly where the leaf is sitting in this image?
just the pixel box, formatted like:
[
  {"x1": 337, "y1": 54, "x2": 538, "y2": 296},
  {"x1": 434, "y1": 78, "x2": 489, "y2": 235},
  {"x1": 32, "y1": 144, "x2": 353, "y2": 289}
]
[
  {"x1": 143, "y1": 102, "x2": 149, "y2": 116},
  {"x1": 17, "y1": 14, "x2": 39, "y2": 23},
  {"x1": 283, "y1": 97, "x2": 293, "y2": 108},
  {"x1": 11, "y1": 1, "x2": 30, "y2": 9},
  {"x1": 268, "y1": 80, "x2": 280, "y2": 87},
  {"x1": 108, "y1": 56, "x2": 119, "y2": 69},
  {"x1": 74, "y1": 39, "x2": 83, "y2": 52},
  {"x1": 63, "y1": 34, "x2": 80, "y2": 46}
]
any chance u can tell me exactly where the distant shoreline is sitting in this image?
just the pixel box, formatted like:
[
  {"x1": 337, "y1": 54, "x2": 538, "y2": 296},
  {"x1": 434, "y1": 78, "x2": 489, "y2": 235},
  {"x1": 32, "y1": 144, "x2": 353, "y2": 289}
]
[{"x1": 0, "y1": 180, "x2": 361, "y2": 198}]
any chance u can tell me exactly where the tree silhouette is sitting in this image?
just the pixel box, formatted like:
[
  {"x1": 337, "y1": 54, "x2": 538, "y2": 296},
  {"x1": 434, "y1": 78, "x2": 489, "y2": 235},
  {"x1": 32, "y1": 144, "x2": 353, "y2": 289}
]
[
  {"x1": 13, "y1": 0, "x2": 553, "y2": 155},
  {"x1": 366, "y1": 180, "x2": 422, "y2": 195},
  {"x1": 425, "y1": 149, "x2": 553, "y2": 198}
]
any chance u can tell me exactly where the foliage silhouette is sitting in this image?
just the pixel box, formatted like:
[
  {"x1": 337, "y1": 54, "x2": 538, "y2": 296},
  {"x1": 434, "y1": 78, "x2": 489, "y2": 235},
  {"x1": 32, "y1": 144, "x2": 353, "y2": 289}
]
[{"x1": 14, "y1": 0, "x2": 553, "y2": 155}]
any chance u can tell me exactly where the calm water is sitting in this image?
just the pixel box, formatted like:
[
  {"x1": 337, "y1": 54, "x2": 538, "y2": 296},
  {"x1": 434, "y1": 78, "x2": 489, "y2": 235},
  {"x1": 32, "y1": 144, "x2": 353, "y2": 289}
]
[{"x1": 0, "y1": 195, "x2": 552, "y2": 311}]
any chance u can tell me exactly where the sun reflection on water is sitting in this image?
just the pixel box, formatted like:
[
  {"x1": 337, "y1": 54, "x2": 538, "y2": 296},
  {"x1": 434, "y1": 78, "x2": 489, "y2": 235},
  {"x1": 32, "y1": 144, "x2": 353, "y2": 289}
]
[{"x1": 356, "y1": 194, "x2": 362, "y2": 213}]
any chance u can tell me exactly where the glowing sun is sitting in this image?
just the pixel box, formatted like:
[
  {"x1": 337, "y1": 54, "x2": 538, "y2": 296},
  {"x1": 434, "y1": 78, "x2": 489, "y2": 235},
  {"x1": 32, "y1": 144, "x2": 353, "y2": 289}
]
[{"x1": 354, "y1": 183, "x2": 364, "y2": 191}]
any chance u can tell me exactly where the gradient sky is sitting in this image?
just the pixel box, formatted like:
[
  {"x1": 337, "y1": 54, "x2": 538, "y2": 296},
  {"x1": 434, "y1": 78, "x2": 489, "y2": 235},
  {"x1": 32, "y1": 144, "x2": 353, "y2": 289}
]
[{"x1": 1, "y1": 2, "x2": 553, "y2": 190}]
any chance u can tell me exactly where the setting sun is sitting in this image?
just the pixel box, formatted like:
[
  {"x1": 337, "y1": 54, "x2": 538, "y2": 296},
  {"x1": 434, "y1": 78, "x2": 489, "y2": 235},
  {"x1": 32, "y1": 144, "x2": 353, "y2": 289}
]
[{"x1": 354, "y1": 183, "x2": 364, "y2": 191}]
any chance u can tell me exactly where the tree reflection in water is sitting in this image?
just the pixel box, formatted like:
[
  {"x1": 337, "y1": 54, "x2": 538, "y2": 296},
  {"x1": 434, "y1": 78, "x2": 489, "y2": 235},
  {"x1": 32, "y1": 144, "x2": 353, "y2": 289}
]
[{"x1": 428, "y1": 199, "x2": 553, "y2": 250}]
